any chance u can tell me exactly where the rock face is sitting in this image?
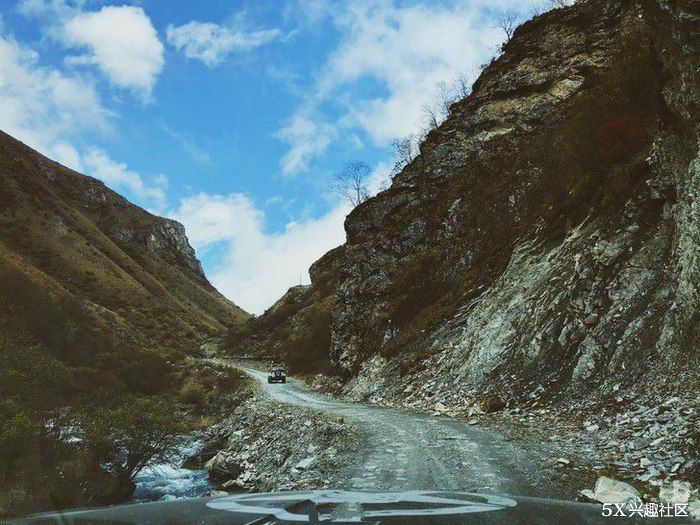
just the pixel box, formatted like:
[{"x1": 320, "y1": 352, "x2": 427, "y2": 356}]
[
  {"x1": 232, "y1": 0, "x2": 698, "y2": 412},
  {"x1": 221, "y1": 0, "x2": 699, "y2": 495},
  {"x1": 0, "y1": 130, "x2": 248, "y2": 351},
  {"x1": 329, "y1": 0, "x2": 699, "y2": 402}
]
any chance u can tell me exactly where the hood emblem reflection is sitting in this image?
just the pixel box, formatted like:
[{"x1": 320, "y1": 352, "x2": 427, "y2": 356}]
[{"x1": 207, "y1": 490, "x2": 518, "y2": 523}]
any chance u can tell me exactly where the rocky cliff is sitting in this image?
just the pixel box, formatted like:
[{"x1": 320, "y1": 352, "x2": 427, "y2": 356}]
[
  {"x1": 333, "y1": 0, "x2": 700, "y2": 406},
  {"x1": 230, "y1": 0, "x2": 699, "y2": 408},
  {"x1": 221, "y1": 0, "x2": 700, "y2": 495},
  {"x1": 0, "y1": 130, "x2": 248, "y2": 353}
]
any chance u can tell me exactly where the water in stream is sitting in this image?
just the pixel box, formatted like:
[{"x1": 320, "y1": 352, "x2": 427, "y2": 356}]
[{"x1": 133, "y1": 437, "x2": 213, "y2": 501}]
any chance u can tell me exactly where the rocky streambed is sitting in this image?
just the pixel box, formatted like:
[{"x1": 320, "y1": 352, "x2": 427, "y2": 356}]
[{"x1": 190, "y1": 393, "x2": 360, "y2": 494}]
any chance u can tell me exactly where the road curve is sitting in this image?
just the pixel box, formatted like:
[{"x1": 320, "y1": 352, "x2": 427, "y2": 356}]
[{"x1": 227, "y1": 362, "x2": 567, "y2": 499}]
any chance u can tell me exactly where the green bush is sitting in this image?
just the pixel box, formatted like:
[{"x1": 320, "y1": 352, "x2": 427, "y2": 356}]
[
  {"x1": 2, "y1": 331, "x2": 72, "y2": 391},
  {"x1": 0, "y1": 400, "x2": 37, "y2": 483},
  {"x1": 0, "y1": 487, "x2": 33, "y2": 518},
  {"x1": 77, "y1": 397, "x2": 185, "y2": 499},
  {"x1": 123, "y1": 348, "x2": 172, "y2": 395},
  {"x1": 179, "y1": 377, "x2": 208, "y2": 406}
]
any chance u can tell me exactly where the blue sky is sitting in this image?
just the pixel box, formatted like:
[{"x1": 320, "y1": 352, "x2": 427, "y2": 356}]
[{"x1": 0, "y1": 0, "x2": 542, "y2": 313}]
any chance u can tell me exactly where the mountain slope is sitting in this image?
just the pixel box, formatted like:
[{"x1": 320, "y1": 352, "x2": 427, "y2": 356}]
[
  {"x1": 0, "y1": 130, "x2": 252, "y2": 516},
  {"x1": 0, "y1": 130, "x2": 248, "y2": 353},
  {"x1": 223, "y1": 246, "x2": 343, "y2": 373},
  {"x1": 228, "y1": 0, "x2": 699, "y2": 409}
]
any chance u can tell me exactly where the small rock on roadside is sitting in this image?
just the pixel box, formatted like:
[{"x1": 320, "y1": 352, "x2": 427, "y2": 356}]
[
  {"x1": 659, "y1": 481, "x2": 693, "y2": 504},
  {"x1": 295, "y1": 456, "x2": 317, "y2": 470},
  {"x1": 581, "y1": 476, "x2": 640, "y2": 504}
]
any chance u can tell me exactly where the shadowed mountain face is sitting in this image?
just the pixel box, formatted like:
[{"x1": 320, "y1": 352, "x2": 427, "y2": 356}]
[
  {"x1": 228, "y1": 0, "x2": 699, "y2": 405},
  {"x1": 0, "y1": 130, "x2": 251, "y2": 516},
  {"x1": 0, "y1": 130, "x2": 248, "y2": 353}
]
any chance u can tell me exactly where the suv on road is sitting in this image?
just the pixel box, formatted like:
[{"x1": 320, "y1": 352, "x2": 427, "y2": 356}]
[{"x1": 267, "y1": 366, "x2": 286, "y2": 384}]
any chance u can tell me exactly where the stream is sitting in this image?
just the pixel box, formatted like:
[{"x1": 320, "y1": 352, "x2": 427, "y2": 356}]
[{"x1": 133, "y1": 436, "x2": 213, "y2": 501}]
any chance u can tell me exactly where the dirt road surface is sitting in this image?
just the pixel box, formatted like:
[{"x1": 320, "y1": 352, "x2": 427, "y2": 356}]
[{"x1": 230, "y1": 363, "x2": 570, "y2": 499}]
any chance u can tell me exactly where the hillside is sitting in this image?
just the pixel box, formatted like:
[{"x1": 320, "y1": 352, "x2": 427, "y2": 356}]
[
  {"x1": 225, "y1": 0, "x2": 699, "y2": 486},
  {"x1": 223, "y1": 246, "x2": 343, "y2": 373},
  {"x1": 0, "y1": 130, "x2": 250, "y2": 516},
  {"x1": 0, "y1": 130, "x2": 248, "y2": 351}
]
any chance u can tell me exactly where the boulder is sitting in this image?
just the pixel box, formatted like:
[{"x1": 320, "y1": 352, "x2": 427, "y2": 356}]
[
  {"x1": 580, "y1": 476, "x2": 641, "y2": 504},
  {"x1": 295, "y1": 456, "x2": 317, "y2": 470},
  {"x1": 584, "y1": 422, "x2": 599, "y2": 432},
  {"x1": 658, "y1": 481, "x2": 692, "y2": 504},
  {"x1": 433, "y1": 402, "x2": 449, "y2": 413},
  {"x1": 199, "y1": 341, "x2": 219, "y2": 358},
  {"x1": 223, "y1": 478, "x2": 247, "y2": 490},
  {"x1": 207, "y1": 451, "x2": 243, "y2": 482}
]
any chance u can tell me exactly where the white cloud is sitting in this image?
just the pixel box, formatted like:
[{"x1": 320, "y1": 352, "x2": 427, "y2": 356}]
[
  {"x1": 63, "y1": 6, "x2": 164, "y2": 98},
  {"x1": 327, "y1": 2, "x2": 502, "y2": 143},
  {"x1": 0, "y1": 34, "x2": 109, "y2": 164},
  {"x1": 171, "y1": 193, "x2": 349, "y2": 314},
  {"x1": 83, "y1": 148, "x2": 168, "y2": 209},
  {"x1": 276, "y1": 114, "x2": 335, "y2": 175},
  {"x1": 18, "y1": 1, "x2": 164, "y2": 99},
  {"x1": 167, "y1": 21, "x2": 280, "y2": 67},
  {"x1": 0, "y1": 33, "x2": 165, "y2": 208},
  {"x1": 278, "y1": 0, "x2": 538, "y2": 170},
  {"x1": 51, "y1": 141, "x2": 83, "y2": 170}
]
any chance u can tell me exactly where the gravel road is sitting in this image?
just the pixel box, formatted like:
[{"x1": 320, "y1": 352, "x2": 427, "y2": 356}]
[{"x1": 232, "y1": 364, "x2": 570, "y2": 499}]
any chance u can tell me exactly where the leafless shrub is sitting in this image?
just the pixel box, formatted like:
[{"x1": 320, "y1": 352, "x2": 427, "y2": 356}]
[
  {"x1": 392, "y1": 135, "x2": 417, "y2": 174},
  {"x1": 330, "y1": 160, "x2": 371, "y2": 207},
  {"x1": 455, "y1": 69, "x2": 475, "y2": 98},
  {"x1": 437, "y1": 81, "x2": 457, "y2": 115},
  {"x1": 497, "y1": 10, "x2": 520, "y2": 41},
  {"x1": 528, "y1": 2, "x2": 549, "y2": 18},
  {"x1": 422, "y1": 79, "x2": 462, "y2": 134},
  {"x1": 390, "y1": 68, "x2": 478, "y2": 176},
  {"x1": 422, "y1": 102, "x2": 441, "y2": 131}
]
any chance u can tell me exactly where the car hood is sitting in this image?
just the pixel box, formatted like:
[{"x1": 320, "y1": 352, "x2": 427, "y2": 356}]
[{"x1": 13, "y1": 490, "x2": 694, "y2": 524}]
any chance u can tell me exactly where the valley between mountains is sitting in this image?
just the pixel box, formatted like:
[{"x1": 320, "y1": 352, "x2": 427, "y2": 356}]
[{"x1": 1, "y1": 0, "x2": 699, "y2": 519}]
